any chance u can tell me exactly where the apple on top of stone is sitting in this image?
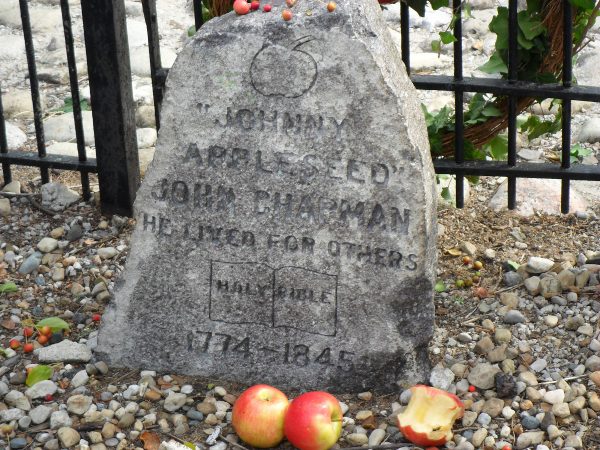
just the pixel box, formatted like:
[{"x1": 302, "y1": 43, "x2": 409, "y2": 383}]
[{"x1": 232, "y1": 0, "x2": 337, "y2": 19}]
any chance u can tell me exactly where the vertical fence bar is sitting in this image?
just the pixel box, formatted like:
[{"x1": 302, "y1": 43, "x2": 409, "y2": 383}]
[
  {"x1": 142, "y1": 0, "x2": 164, "y2": 130},
  {"x1": 400, "y1": 1, "x2": 410, "y2": 75},
  {"x1": 19, "y1": 0, "x2": 49, "y2": 184},
  {"x1": 453, "y1": 0, "x2": 464, "y2": 208},
  {"x1": 0, "y1": 87, "x2": 11, "y2": 184},
  {"x1": 81, "y1": 0, "x2": 140, "y2": 217},
  {"x1": 506, "y1": 0, "x2": 518, "y2": 210},
  {"x1": 60, "y1": 0, "x2": 90, "y2": 200},
  {"x1": 561, "y1": 2, "x2": 573, "y2": 214},
  {"x1": 194, "y1": 0, "x2": 205, "y2": 33}
]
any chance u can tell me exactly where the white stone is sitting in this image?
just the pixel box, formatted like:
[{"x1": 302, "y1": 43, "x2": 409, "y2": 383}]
[
  {"x1": 97, "y1": 247, "x2": 118, "y2": 259},
  {"x1": 29, "y1": 405, "x2": 52, "y2": 424},
  {"x1": 136, "y1": 128, "x2": 157, "y2": 149},
  {"x1": 25, "y1": 380, "x2": 58, "y2": 400},
  {"x1": 576, "y1": 118, "x2": 600, "y2": 144},
  {"x1": 2, "y1": 181, "x2": 21, "y2": 194},
  {"x1": 526, "y1": 257, "x2": 555, "y2": 274},
  {"x1": 43, "y1": 111, "x2": 95, "y2": 146},
  {"x1": 0, "y1": 408, "x2": 25, "y2": 422},
  {"x1": 5, "y1": 390, "x2": 31, "y2": 410},
  {"x1": 4, "y1": 121, "x2": 27, "y2": 149},
  {"x1": 50, "y1": 410, "x2": 72, "y2": 429},
  {"x1": 41, "y1": 183, "x2": 80, "y2": 212},
  {"x1": 36, "y1": 339, "x2": 92, "y2": 363},
  {"x1": 489, "y1": 178, "x2": 588, "y2": 216},
  {"x1": 71, "y1": 370, "x2": 90, "y2": 388},
  {"x1": 67, "y1": 395, "x2": 93, "y2": 415},
  {"x1": 46, "y1": 142, "x2": 96, "y2": 159},
  {"x1": 0, "y1": 198, "x2": 10, "y2": 216},
  {"x1": 37, "y1": 237, "x2": 59, "y2": 253},
  {"x1": 543, "y1": 389, "x2": 565, "y2": 405},
  {"x1": 163, "y1": 392, "x2": 187, "y2": 412}
]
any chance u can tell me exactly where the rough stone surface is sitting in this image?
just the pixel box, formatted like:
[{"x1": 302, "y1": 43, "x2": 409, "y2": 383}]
[
  {"x1": 36, "y1": 339, "x2": 92, "y2": 363},
  {"x1": 41, "y1": 183, "x2": 80, "y2": 212},
  {"x1": 97, "y1": 0, "x2": 437, "y2": 391}
]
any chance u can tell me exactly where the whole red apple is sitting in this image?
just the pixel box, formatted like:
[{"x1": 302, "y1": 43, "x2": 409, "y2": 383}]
[
  {"x1": 284, "y1": 391, "x2": 342, "y2": 450},
  {"x1": 397, "y1": 385, "x2": 464, "y2": 447},
  {"x1": 232, "y1": 384, "x2": 289, "y2": 448}
]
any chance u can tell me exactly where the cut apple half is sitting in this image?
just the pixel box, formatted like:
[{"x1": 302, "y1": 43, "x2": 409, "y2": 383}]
[{"x1": 397, "y1": 385, "x2": 464, "y2": 447}]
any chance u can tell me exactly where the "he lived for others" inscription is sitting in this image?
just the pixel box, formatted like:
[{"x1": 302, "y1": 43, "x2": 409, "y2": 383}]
[{"x1": 96, "y1": 0, "x2": 437, "y2": 392}]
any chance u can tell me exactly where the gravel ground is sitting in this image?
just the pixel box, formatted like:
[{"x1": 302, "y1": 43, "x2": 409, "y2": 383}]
[
  {"x1": 1, "y1": 1, "x2": 600, "y2": 449},
  {"x1": 0, "y1": 173, "x2": 599, "y2": 450}
]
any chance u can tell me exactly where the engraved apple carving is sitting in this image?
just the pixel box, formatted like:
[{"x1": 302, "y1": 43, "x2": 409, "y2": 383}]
[{"x1": 250, "y1": 36, "x2": 318, "y2": 98}]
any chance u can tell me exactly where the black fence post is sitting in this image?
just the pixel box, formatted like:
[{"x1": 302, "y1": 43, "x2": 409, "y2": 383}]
[{"x1": 81, "y1": 0, "x2": 140, "y2": 217}]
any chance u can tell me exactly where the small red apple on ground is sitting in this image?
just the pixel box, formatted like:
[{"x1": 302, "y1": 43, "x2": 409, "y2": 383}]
[
  {"x1": 23, "y1": 343, "x2": 34, "y2": 353},
  {"x1": 37, "y1": 335, "x2": 49, "y2": 345},
  {"x1": 232, "y1": 384, "x2": 289, "y2": 448},
  {"x1": 9, "y1": 339, "x2": 20, "y2": 350},
  {"x1": 327, "y1": 1, "x2": 336, "y2": 12},
  {"x1": 23, "y1": 327, "x2": 34, "y2": 338},
  {"x1": 397, "y1": 385, "x2": 464, "y2": 447},
  {"x1": 284, "y1": 391, "x2": 342, "y2": 450},
  {"x1": 39, "y1": 326, "x2": 52, "y2": 337},
  {"x1": 92, "y1": 314, "x2": 102, "y2": 322},
  {"x1": 233, "y1": 0, "x2": 251, "y2": 15},
  {"x1": 263, "y1": 4, "x2": 272, "y2": 12},
  {"x1": 250, "y1": 1, "x2": 260, "y2": 10},
  {"x1": 282, "y1": 9, "x2": 293, "y2": 20}
]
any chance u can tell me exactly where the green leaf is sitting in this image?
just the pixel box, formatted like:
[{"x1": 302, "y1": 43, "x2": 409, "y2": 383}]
[
  {"x1": 36, "y1": 317, "x2": 70, "y2": 332},
  {"x1": 569, "y1": 0, "x2": 596, "y2": 9},
  {"x1": 26, "y1": 365, "x2": 53, "y2": 387},
  {"x1": 429, "y1": 0, "x2": 449, "y2": 10},
  {"x1": 434, "y1": 280, "x2": 446, "y2": 293},
  {"x1": 506, "y1": 260, "x2": 520, "y2": 271},
  {"x1": 183, "y1": 443, "x2": 197, "y2": 450},
  {"x1": 441, "y1": 187, "x2": 452, "y2": 201},
  {"x1": 482, "y1": 105, "x2": 502, "y2": 117},
  {"x1": 489, "y1": 7, "x2": 509, "y2": 50},
  {"x1": 463, "y1": 2, "x2": 472, "y2": 18},
  {"x1": 517, "y1": 31, "x2": 535, "y2": 50},
  {"x1": 520, "y1": 113, "x2": 562, "y2": 140},
  {"x1": 479, "y1": 52, "x2": 508, "y2": 74},
  {"x1": 439, "y1": 31, "x2": 457, "y2": 44},
  {"x1": 518, "y1": 12, "x2": 545, "y2": 40},
  {"x1": 431, "y1": 39, "x2": 441, "y2": 53},
  {"x1": 0, "y1": 283, "x2": 18, "y2": 294},
  {"x1": 487, "y1": 135, "x2": 508, "y2": 161}
]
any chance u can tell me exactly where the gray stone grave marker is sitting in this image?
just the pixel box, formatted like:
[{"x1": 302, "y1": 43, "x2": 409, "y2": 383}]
[{"x1": 96, "y1": 0, "x2": 437, "y2": 392}]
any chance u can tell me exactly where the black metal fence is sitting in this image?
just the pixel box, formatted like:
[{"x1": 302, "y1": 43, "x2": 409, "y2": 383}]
[
  {"x1": 0, "y1": 0, "x2": 139, "y2": 216},
  {"x1": 1, "y1": 0, "x2": 599, "y2": 216},
  {"x1": 401, "y1": 0, "x2": 600, "y2": 213}
]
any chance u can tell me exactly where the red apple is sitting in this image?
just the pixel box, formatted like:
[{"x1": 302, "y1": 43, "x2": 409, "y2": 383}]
[
  {"x1": 284, "y1": 391, "x2": 342, "y2": 450},
  {"x1": 232, "y1": 384, "x2": 289, "y2": 448},
  {"x1": 397, "y1": 385, "x2": 464, "y2": 447}
]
